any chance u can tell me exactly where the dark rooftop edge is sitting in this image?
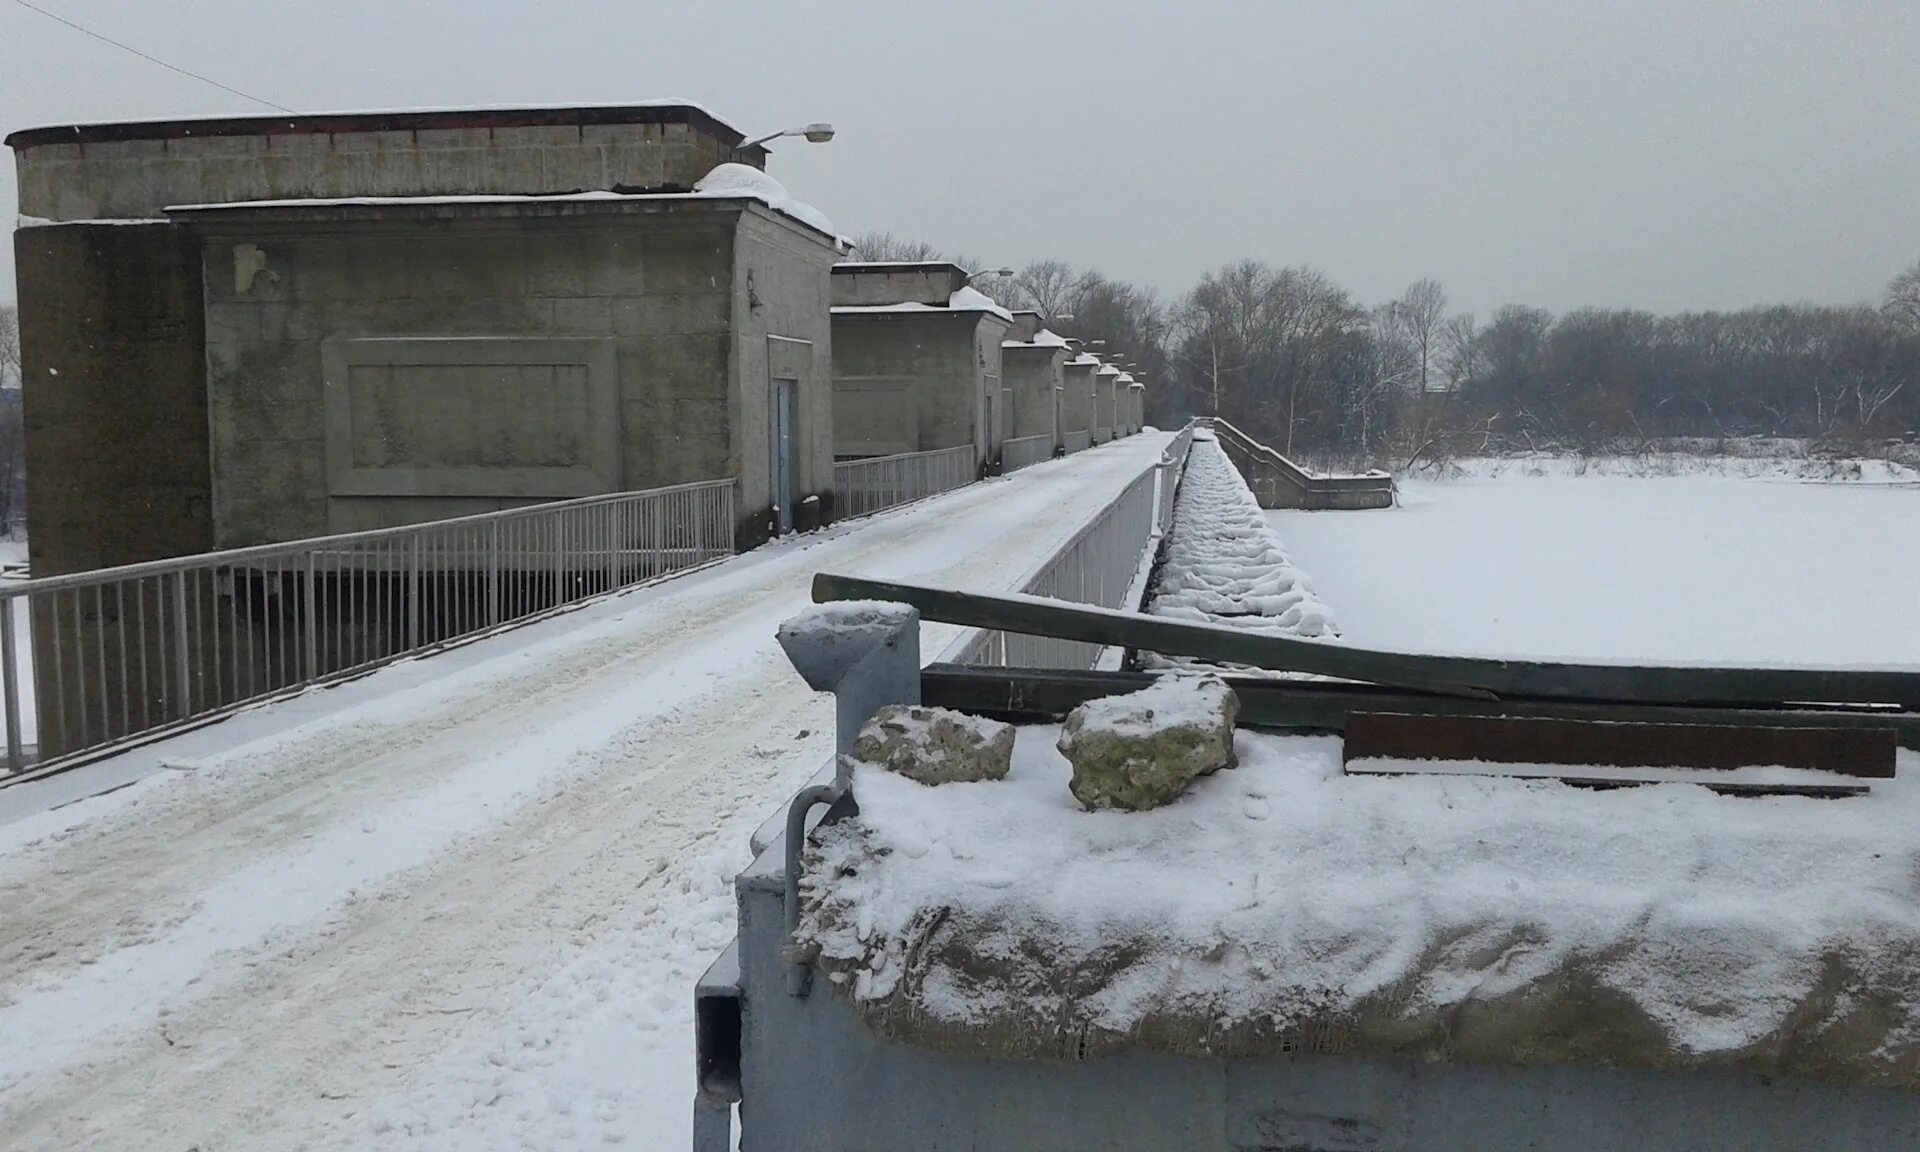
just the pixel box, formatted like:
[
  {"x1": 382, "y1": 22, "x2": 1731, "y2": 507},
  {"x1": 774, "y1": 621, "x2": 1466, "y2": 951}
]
[{"x1": 5, "y1": 103, "x2": 757, "y2": 152}]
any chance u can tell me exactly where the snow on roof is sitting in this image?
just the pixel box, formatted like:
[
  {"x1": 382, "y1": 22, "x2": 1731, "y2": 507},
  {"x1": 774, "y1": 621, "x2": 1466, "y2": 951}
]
[
  {"x1": 1065, "y1": 353, "x2": 1101, "y2": 367},
  {"x1": 165, "y1": 161, "x2": 841, "y2": 242},
  {"x1": 1029, "y1": 328, "x2": 1071, "y2": 347},
  {"x1": 948, "y1": 285, "x2": 1014, "y2": 322},
  {"x1": 1116, "y1": 372, "x2": 1135, "y2": 384},
  {"x1": 834, "y1": 285, "x2": 1013, "y2": 322},
  {"x1": 798, "y1": 724, "x2": 1920, "y2": 1074},
  {"x1": 690, "y1": 162, "x2": 835, "y2": 237},
  {"x1": 1095, "y1": 365, "x2": 1123, "y2": 377}
]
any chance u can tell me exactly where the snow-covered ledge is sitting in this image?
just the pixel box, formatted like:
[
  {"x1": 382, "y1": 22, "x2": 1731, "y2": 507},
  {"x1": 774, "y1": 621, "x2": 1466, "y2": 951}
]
[{"x1": 794, "y1": 723, "x2": 1920, "y2": 1087}]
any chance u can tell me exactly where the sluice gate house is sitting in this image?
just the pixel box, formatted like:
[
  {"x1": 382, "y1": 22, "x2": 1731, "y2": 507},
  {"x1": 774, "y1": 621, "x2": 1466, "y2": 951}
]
[{"x1": 8, "y1": 102, "x2": 840, "y2": 753}]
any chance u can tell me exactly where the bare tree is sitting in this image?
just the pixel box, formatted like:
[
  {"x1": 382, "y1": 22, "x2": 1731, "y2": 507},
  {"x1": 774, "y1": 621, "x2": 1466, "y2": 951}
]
[
  {"x1": 1441, "y1": 312, "x2": 1479, "y2": 390},
  {"x1": 1390, "y1": 278, "x2": 1447, "y2": 393},
  {"x1": 1011, "y1": 260, "x2": 1081, "y2": 322},
  {"x1": 842, "y1": 231, "x2": 943, "y2": 263},
  {"x1": 1886, "y1": 259, "x2": 1920, "y2": 333},
  {"x1": 0, "y1": 305, "x2": 19, "y2": 391}
]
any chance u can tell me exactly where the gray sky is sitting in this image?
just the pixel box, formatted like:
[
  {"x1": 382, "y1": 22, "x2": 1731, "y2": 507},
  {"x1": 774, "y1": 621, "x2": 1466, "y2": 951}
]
[{"x1": 2, "y1": 0, "x2": 1916, "y2": 315}]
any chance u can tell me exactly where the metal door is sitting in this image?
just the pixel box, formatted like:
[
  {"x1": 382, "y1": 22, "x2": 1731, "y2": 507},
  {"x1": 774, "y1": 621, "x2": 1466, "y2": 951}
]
[{"x1": 771, "y1": 379, "x2": 798, "y2": 534}]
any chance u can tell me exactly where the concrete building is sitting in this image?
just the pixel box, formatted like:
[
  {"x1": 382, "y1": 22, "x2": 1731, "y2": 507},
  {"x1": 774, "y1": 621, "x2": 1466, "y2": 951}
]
[
  {"x1": 1127, "y1": 378, "x2": 1147, "y2": 433},
  {"x1": 1059, "y1": 350, "x2": 1099, "y2": 450},
  {"x1": 999, "y1": 311, "x2": 1069, "y2": 450},
  {"x1": 8, "y1": 102, "x2": 840, "y2": 753},
  {"x1": 828, "y1": 263, "x2": 1012, "y2": 469},
  {"x1": 1095, "y1": 363, "x2": 1123, "y2": 441}
]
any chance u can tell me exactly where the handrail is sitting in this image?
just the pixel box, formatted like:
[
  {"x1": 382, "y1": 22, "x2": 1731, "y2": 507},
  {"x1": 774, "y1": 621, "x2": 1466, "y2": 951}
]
[
  {"x1": 2, "y1": 477, "x2": 739, "y2": 779},
  {"x1": 833, "y1": 444, "x2": 976, "y2": 521},
  {"x1": 946, "y1": 426, "x2": 1198, "y2": 670},
  {"x1": 814, "y1": 574, "x2": 1920, "y2": 711}
]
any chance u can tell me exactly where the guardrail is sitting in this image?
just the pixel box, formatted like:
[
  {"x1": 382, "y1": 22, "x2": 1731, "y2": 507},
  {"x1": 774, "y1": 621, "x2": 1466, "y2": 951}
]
[
  {"x1": 1061, "y1": 429, "x2": 1092, "y2": 455},
  {"x1": 1000, "y1": 433, "x2": 1056, "y2": 474},
  {"x1": 948, "y1": 428, "x2": 1196, "y2": 670},
  {"x1": 833, "y1": 445, "x2": 976, "y2": 520},
  {"x1": 1, "y1": 478, "x2": 738, "y2": 777}
]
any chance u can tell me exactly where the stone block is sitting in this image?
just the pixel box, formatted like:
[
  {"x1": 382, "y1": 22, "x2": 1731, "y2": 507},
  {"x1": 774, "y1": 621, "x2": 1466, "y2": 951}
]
[
  {"x1": 1058, "y1": 675, "x2": 1241, "y2": 812},
  {"x1": 854, "y1": 704, "x2": 1014, "y2": 786}
]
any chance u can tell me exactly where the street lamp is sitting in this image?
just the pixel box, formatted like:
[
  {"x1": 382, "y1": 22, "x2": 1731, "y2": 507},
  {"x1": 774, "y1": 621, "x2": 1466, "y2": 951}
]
[{"x1": 739, "y1": 122, "x2": 836, "y2": 151}]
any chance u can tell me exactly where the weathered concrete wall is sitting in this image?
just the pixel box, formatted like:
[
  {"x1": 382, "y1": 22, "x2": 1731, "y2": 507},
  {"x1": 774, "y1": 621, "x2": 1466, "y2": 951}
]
[
  {"x1": 831, "y1": 314, "x2": 982, "y2": 464},
  {"x1": 830, "y1": 263, "x2": 967, "y2": 307},
  {"x1": 731, "y1": 207, "x2": 839, "y2": 539},
  {"x1": 1002, "y1": 345, "x2": 1063, "y2": 441},
  {"x1": 190, "y1": 201, "x2": 752, "y2": 545},
  {"x1": 974, "y1": 316, "x2": 1011, "y2": 463},
  {"x1": 14, "y1": 223, "x2": 214, "y2": 574},
  {"x1": 10, "y1": 105, "x2": 755, "y2": 221},
  {"x1": 1059, "y1": 360, "x2": 1095, "y2": 435},
  {"x1": 1095, "y1": 370, "x2": 1120, "y2": 438},
  {"x1": 727, "y1": 841, "x2": 1920, "y2": 1151},
  {"x1": 15, "y1": 222, "x2": 217, "y2": 755}
]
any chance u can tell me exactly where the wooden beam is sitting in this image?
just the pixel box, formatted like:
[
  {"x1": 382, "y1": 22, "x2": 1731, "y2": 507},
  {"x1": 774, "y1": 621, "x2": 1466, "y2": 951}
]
[
  {"x1": 918, "y1": 665, "x2": 1920, "y2": 750},
  {"x1": 818, "y1": 573, "x2": 1920, "y2": 710},
  {"x1": 1342, "y1": 710, "x2": 1895, "y2": 778}
]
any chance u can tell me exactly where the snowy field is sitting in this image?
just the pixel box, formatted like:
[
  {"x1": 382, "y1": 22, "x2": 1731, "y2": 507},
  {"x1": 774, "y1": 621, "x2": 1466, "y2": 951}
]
[
  {"x1": 0, "y1": 434, "x2": 1171, "y2": 1152},
  {"x1": 1268, "y1": 465, "x2": 1920, "y2": 665}
]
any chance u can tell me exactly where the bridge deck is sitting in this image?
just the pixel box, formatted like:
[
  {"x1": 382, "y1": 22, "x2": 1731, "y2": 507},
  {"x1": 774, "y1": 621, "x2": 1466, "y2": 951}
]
[{"x1": 0, "y1": 432, "x2": 1172, "y2": 1152}]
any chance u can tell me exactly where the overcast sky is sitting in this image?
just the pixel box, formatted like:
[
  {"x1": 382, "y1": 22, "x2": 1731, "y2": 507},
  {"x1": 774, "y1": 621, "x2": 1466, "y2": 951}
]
[{"x1": 2, "y1": 0, "x2": 1916, "y2": 315}]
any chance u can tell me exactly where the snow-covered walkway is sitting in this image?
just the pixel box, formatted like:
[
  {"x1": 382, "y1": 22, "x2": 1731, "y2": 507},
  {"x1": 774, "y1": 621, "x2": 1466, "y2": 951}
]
[{"x1": 0, "y1": 433, "x2": 1171, "y2": 1152}]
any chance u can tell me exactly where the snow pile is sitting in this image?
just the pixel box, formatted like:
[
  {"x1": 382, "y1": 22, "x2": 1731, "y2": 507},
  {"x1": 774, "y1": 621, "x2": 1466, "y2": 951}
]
[
  {"x1": 1030, "y1": 328, "x2": 1070, "y2": 348},
  {"x1": 1147, "y1": 437, "x2": 1337, "y2": 658},
  {"x1": 795, "y1": 727, "x2": 1920, "y2": 1083},
  {"x1": 691, "y1": 161, "x2": 836, "y2": 237},
  {"x1": 946, "y1": 285, "x2": 1014, "y2": 321}
]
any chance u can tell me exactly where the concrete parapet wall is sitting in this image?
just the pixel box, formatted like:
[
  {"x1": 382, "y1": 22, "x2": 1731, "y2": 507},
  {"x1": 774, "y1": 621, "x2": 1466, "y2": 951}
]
[{"x1": 1208, "y1": 419, "x2": 1396, "y2": 510}]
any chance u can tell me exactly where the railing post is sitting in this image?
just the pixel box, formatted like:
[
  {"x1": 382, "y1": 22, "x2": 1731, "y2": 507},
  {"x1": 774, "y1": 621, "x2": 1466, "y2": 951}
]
[
  {"x1": 488, "y1": 521, "x2": 501, "y2": 627},
  {"x1": 303, "y1": 552, "x2": 320, "y2": 683},
  {"x1": 407, "y1": 535, "x2": 422, "y2": 651},
  {"x1": 1, "y1": 595, "x2": 20, "y2": 772},
  {"x1": 171, "y1": 570, "x2": 192, "y2": 720}
]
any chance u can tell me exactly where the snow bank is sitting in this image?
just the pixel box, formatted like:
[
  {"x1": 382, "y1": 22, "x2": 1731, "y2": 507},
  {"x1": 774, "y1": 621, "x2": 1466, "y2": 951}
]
[
  {"x1": 691, "y1": 161, "x2": 836, "y2": 237},
  {"x1": 795, "y1": 726, "x2": 1920, "y2": 1084},
  {"x1": 1147, "y1": 438, "x2": 1337, "y2": 661}
]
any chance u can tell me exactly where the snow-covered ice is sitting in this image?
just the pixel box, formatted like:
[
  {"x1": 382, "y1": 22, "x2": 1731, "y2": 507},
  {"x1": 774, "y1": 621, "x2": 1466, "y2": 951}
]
[
  {"x1": 1268, "y1": 469, "x2": 1920, "y2": 665},
  {"x1": 0, "y1": 434, "x2": 1171, "y2": 1152}
]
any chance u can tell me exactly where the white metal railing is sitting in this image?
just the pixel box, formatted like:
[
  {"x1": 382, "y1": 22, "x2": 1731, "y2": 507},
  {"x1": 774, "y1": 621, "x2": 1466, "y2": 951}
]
[
  {"x1": 0, "y1": 478, "x2": 738, "y2": 777},
  {"x1": 951, "y1": 428, "x2": 1197, "y2": 670},
  {"x1": 1000, "y1": 433, "x2": 1056, "y2": 474},
  {"x1": 833, "y1": 444, "x2": 976, "y2": 520},
  {"x1": 1061, "y1": 429, "x2": 1092, "y2": 455}
]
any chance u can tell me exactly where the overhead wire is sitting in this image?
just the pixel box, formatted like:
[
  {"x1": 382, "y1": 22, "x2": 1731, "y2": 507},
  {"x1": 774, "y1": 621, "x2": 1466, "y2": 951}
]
[{"x1": 7, "y1": 0, "x2": 295, "y2": 114}]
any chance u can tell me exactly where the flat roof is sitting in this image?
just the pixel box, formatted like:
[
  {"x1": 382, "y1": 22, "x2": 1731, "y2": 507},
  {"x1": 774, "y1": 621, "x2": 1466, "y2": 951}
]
[
  {"x1": 5, "y1": 100, "x2": 751, "y2": 151},
  {"x1": 831, "y1": 261, "x2": 967, "y2": 276}
]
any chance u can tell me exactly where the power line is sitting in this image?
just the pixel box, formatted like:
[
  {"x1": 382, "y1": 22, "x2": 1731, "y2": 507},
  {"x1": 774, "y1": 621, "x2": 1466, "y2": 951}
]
[{"x1": 9, "y1": 0, "x2": 295, "y2": 114}]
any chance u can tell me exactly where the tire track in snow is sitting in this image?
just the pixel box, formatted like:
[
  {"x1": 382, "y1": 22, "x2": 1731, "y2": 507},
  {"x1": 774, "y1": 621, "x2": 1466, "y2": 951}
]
[{"x1": 0, "y1": 436, "x2": 1171, "y2": 1150}]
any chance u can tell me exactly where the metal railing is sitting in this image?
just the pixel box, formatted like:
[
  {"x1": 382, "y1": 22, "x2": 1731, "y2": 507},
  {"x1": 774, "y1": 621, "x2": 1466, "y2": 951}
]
[
  {"x1": 833, "y1": 444, "x2": 976, "y2": 520},
  {"x1": 951, "y1": 428, "x2": 1197, "y2": 670},
  {"x1": 1, "y1": 478, "x2": 738, "y2": 776},
  {"x1": 1061, "y1": 429, "x2": 1092, "y2": 455},
  {"x1": 1000, "y1": 433, "x2": 1056, "y2": 474}
]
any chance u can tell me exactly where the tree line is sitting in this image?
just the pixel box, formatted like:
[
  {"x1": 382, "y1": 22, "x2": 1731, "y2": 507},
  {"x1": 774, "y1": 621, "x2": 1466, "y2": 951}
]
[{"x1": 852, "y1": 233, "x2": 1920, "y2": 466}]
